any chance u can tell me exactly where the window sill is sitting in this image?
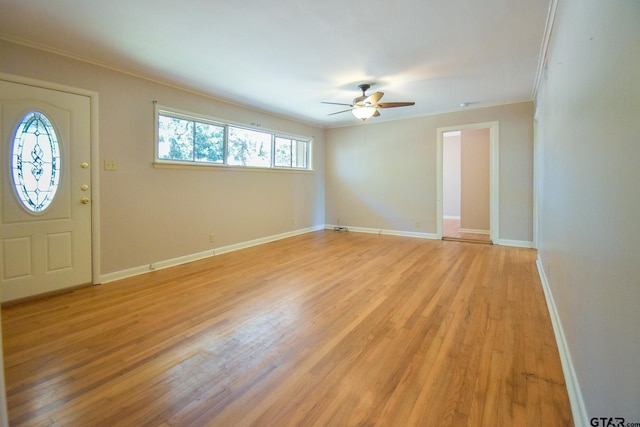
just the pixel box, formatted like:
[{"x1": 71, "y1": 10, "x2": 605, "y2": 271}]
[{"x1": 153, "y1": 161, "x2": 315, "y2": 174}]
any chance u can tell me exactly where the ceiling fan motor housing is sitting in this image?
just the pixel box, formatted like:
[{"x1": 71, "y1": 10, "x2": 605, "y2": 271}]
[{"x1": 357, "y1": 83, "x2": 371, "y2": 93}]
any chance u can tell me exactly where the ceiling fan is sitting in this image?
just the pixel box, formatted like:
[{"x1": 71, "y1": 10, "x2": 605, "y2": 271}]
[{"x1": 322, "y1": 83, "x2": 415, "y2": 121}]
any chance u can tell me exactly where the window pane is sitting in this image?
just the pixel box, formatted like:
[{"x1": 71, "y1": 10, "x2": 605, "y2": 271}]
[
  {"x1": 227, "y1": 127, "x2": 272, "y2": 167},
  {"x1": 158, "y1": 115, "x2": 194, "y2": 161},
  {"x1": 275, "y1": 137, "x2": 309, "y2": 168},
  {"x1": 294, "y1": 140, "x2": 308, "y2": 168},
  {"x1": 195, "y1": 122, "x2": 224, "y2": 163},
  {"x1": 274, "y1": 137, "x2": 292, "y2": 167}
]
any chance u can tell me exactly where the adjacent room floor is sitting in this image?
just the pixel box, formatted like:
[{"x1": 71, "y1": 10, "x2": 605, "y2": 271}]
[
  {"x1": 443, "y1": 218, "x2": 492, "y2": 243},
  {"x1": 1, "y1": 231, "x2": 572, "y2": 426}
]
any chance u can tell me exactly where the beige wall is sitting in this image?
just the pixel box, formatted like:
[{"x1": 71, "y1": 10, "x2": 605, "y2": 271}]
[
  {"x1": 443, "y1": 133, "x2": 461, "y2": 218},
  {"x1": 325, "y1": 102, "x2": 533, "y2": 242},
  {"x1": 535, "y1": 0, "x2": 640, "y2": 422},
  {"x1": 460, "y1": 128, "x2": 490, "y2": 232},
  {"x1": 0, "y1": 40, "x2": 326, "y2": 275}
]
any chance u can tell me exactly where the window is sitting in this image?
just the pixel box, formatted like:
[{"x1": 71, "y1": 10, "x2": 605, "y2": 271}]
[
  {"x1": 158, "y1": 114, "x2": 224, "y2": 164},
  {"x1": 275, "y1": 137, "x2": 308, "y2": 169},
  {"x1": 11, "y1": 111, "x2": 61, "y2": 213},
  {"x1": 156, "y1": 107, "x2": 311, "y2": 170}
]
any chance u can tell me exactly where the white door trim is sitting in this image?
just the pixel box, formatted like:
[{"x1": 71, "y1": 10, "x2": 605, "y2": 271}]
[
  {"x1": 532, "y1": 116, "x2": 539, "y2": 249},
  {"x1": 0, "y1": 72, "x2": 101, "y2": 284},
  {"x1": 436, "y1": 121, "x2": 499, "y2": 242}
]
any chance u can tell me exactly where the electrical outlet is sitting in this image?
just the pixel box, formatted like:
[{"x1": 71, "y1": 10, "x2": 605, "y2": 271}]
[
  {"x1": 104, "y1": 160, "x2": 116, "y2": 171},
  {"x1": 415, "y1": 220, "x2": 421, "y2": 228},
  {"x1": 209, "y1": 233, "x2": 215, "y2": 243}
]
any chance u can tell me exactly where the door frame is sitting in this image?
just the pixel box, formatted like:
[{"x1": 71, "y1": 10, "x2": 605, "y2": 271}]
[
  {"x1": 436, "y1": 121, "x2": 499, "y2": 243},
  {"x1": 0, "y1": 72, "x2": 101, "y2": 285},
  {"x1": 532, "y1": 115, "x2": 539, "y2": 249}
]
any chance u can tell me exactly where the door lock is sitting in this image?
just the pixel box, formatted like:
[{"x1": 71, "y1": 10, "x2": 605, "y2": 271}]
[{"x1": 80, "y1": 197, "x2": 90, "y2": 205}]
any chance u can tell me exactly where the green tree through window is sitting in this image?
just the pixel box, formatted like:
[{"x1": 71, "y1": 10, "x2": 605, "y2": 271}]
[
  {"x1": 195, "y1": 122, "x2": 224, "y2": 163},
  {"x1": 158, "y1": 115, "x2": 224, "y2": 163},
  {"x1": 227, "y1": 126, "x2": 271, "y2": 167}
]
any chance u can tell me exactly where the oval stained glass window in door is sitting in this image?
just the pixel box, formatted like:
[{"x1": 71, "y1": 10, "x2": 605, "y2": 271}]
[{"x1": 11, "y1": 111, "x2": 61, "y2": 213}]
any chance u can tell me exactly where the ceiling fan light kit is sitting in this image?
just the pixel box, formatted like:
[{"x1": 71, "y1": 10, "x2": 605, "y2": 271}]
[
  {"x1": 322, "y1": 83, "x2": 415, "y2": 122},
  {"x1": 352, "y1": 106, "x2": 377, "y2": 120}
]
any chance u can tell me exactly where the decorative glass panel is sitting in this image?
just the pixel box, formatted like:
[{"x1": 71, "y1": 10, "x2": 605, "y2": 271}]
[{"x1": 11, "y1": 111, "x2": 61, "y2": 213}]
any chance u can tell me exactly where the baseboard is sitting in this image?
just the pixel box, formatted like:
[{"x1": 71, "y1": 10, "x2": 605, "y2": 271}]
[
  {"x1": 214, "y1": 225, "x2": 324, "y2": 256},
  {"x1": 494, "y1": 239, "x2": 534, "y2": 248},
  {"x1": 99, "y1": 225, "x2": 532, "y2": 281},
  {"x1": 324, "y1": 224, "x2": 439, "y2": 240},
  {"x1": 459, "y1": 228, "x2": 490, "y2": 235},
  {"x1": 536, "y1": 257, "x2": 588, "y2": 427},
  {"x1": 99, "y1": 265, "x2": 161, "y2": 284},
  {"x1": 99, "y1": 225, "x2": 325, "y2": 284},
  {"x1": 324, "y1": 225, "x2": 535, "y2": 247},
  {"x1": 443, "y1": 215, "x2": 461, "y2": 220}
]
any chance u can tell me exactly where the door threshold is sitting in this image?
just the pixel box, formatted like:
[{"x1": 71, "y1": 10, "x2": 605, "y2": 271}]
[{"x1": 442, "y1": 236, "x2": 493, "y2": 245}]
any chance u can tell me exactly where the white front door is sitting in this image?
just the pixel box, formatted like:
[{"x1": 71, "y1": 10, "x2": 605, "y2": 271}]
[{"x1": 0, "y1": 80, "x2": 92, "y2": 302}]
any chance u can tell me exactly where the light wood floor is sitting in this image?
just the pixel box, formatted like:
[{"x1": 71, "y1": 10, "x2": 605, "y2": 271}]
[
  {"x1": 2, "y1": 231, "x2": 572, "y2": 426},
  {"x1": 443, "y1": 218, "x2": 492, "y2": 243}
]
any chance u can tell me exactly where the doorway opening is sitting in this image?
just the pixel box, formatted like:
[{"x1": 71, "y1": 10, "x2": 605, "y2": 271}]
[{"x1": 437, "y1": 122, "x2": 499, "y2": 244}]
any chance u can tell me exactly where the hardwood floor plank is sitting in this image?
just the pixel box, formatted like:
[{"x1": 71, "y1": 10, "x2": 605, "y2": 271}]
[{"x1": 2, "y1": 231, "x2": 573, "y2": 426}]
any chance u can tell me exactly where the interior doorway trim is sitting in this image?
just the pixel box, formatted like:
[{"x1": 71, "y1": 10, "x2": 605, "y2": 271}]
[
  {"x1": 0, "y1": 72, "x2": 101, "y2": 284},
  {"x1": 436, "y1": 121, "x2": 499, "y2": 243}
]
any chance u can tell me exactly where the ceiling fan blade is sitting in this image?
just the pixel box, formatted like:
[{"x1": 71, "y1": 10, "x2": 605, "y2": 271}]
[
  {"x1": 364, "y1": 91, "x2": 384, "y2": 105},
  {"x1": 321, "y1": 101, "x2": 353, "y2": 106},
  {"x1": 352, "y1": 95, "x2": 366, "y2": 105},
  {"x1": 373, "y1": 109, "x2": 381, "y2": 117},
  {"x1": 328, "y1": 109, "x2": 353, "y2": 116},
  {"x1": 377, "y1": 102, "x2": 415, "y2": 108}
]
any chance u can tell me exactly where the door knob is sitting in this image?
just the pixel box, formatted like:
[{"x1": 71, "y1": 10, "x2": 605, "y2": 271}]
[{"x1": 80, "y1": 197, "x2": 90, "y2": 205}]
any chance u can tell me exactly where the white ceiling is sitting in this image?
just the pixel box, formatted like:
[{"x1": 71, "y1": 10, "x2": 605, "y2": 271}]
[{"x1": 0, "y1": 0, "x2": 551, "y2": 127}]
